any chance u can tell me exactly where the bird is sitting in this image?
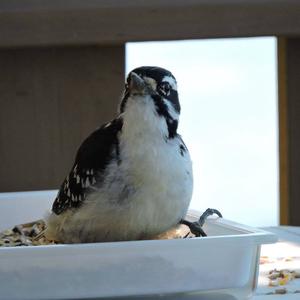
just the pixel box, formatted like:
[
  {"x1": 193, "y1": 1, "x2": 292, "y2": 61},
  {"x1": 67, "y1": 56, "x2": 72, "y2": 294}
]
[{"x1": 45, "y1": 66, "x2": 193, "y2": 243}]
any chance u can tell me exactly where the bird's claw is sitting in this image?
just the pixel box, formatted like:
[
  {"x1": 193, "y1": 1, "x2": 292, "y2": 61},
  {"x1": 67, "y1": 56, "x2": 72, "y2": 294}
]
[
  {"x1": 180, "y1": 208, "x2": 223, "y2": 237},
  {"x1": 198, "y1": 208, "x2": 223, "y2": 227}
]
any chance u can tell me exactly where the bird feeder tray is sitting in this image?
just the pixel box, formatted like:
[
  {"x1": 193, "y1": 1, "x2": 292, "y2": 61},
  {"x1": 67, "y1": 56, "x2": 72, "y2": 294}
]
[{"x1": 0, "y1": 191, "x2": 277, "y2": 300}]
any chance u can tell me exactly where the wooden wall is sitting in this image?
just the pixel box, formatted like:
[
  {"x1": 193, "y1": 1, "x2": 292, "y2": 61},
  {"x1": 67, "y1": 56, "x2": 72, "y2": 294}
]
[
  {"x1": 278, "y1": 38, "x2": 300, "y2": 225},
  {"x1": 0, "y1": 45, "x2": 124, "y2": 191}
]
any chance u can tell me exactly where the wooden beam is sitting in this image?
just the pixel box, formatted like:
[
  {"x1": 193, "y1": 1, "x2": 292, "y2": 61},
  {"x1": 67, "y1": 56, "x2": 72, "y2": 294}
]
[
  {"x1": 0, "y1": 0, "x2": 300, "y2": 48},
  {"x1": 278, "y1": 37, "x2": 300, "y2": 225},
  {"x1": 278, "y1": 37, "x2": 289, "y2": 225},
  {"x1": 0, "y1": 45, "x2": 125, "y2": 192}
]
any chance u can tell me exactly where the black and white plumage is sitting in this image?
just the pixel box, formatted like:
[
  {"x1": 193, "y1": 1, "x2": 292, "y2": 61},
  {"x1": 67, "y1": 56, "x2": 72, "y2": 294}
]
[{"x1": 45, "y1": 66, "x2": 193, "y2": 243}]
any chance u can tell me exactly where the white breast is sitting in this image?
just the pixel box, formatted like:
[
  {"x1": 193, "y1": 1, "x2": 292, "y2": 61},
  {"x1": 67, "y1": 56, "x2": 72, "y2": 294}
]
[{"x1": 101, "y1": 94, "x2": 193, "y2": 239}]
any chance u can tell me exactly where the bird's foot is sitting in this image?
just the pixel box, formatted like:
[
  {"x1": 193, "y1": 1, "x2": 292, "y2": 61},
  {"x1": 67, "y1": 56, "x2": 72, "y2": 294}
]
[{"x1": 180, "y1": 208, "x2": 223, "y2": 237}]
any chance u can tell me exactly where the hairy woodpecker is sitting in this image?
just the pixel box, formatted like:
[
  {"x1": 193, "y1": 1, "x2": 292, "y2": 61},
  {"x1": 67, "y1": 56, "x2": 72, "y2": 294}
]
[{"x1": 45, "y1": 66, "x2": 193, "y2": 243}]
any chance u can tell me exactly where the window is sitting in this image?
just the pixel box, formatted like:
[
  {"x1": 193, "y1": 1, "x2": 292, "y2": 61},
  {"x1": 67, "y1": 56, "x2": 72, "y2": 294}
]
[{"x1": 127, "y1": 37, "x2": 278, "y2": 226}]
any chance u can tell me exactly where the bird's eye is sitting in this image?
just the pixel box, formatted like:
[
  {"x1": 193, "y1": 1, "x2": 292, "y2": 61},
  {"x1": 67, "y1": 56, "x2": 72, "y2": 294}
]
[{"x1": 159, "y1": 82, "x2": 171, "y2": 96}]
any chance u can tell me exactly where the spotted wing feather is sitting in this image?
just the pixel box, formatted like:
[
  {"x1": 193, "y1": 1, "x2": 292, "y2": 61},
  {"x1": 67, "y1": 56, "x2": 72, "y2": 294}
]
[{"x1": 52, "y1": 118, "x2": 123, "y2": 215}]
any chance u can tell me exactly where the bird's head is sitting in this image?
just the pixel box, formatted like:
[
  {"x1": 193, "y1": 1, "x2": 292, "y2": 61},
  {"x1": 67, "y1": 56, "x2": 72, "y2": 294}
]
[{"x1": 120, "y1": 66, "x2": 180, "y2": 139}]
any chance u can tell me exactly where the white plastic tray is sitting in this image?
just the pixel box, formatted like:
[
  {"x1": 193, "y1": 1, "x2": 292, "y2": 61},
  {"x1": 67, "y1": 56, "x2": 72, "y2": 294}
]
[{"x1": 0, "y1": 191, "x2": 277, "y2": 300}]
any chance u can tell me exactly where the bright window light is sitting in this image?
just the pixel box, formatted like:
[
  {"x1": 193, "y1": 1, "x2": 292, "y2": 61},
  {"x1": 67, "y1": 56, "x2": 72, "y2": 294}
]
[{"x1": 126, "y1": 37, "x2": 278, "y2": 227}]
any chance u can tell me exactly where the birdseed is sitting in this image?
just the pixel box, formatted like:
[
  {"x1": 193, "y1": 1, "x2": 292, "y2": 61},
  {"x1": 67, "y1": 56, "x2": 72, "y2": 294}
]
[
  {"x1": 0, "y1": 221, "x2": 193, "y2": 247},
  {"x1": 0, "y1": 220, "x2": 56, "y2": 247},
  {"x1": 268, "y1": 269, "x2": 300, "y2": 287}
]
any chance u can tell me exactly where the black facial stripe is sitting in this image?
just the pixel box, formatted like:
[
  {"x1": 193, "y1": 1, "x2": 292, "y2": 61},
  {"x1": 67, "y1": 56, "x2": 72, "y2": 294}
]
[
  {"x1": 152, "y1": 94, "x2": 169, "y2": 117},
  {"x1": 168, "y1": 90, "x2": 180, "y2": 113},
  {"x1": 167, "y1": 119, "x2": 178, "y2": 139},
  {"x1": 152, "y1": 94, "x2": 178, "y2": 139}
]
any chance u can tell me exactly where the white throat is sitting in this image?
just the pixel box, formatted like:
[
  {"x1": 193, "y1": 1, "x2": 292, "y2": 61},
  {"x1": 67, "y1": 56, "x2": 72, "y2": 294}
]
[{"x1": 121, "y1": 94, "x2": 170, "y2": 141}]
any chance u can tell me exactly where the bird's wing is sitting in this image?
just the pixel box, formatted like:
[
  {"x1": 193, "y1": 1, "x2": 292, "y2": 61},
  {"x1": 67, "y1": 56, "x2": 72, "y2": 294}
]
[{"x1": 52, "y1": 118, "x2": 123, "y2": 215}]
